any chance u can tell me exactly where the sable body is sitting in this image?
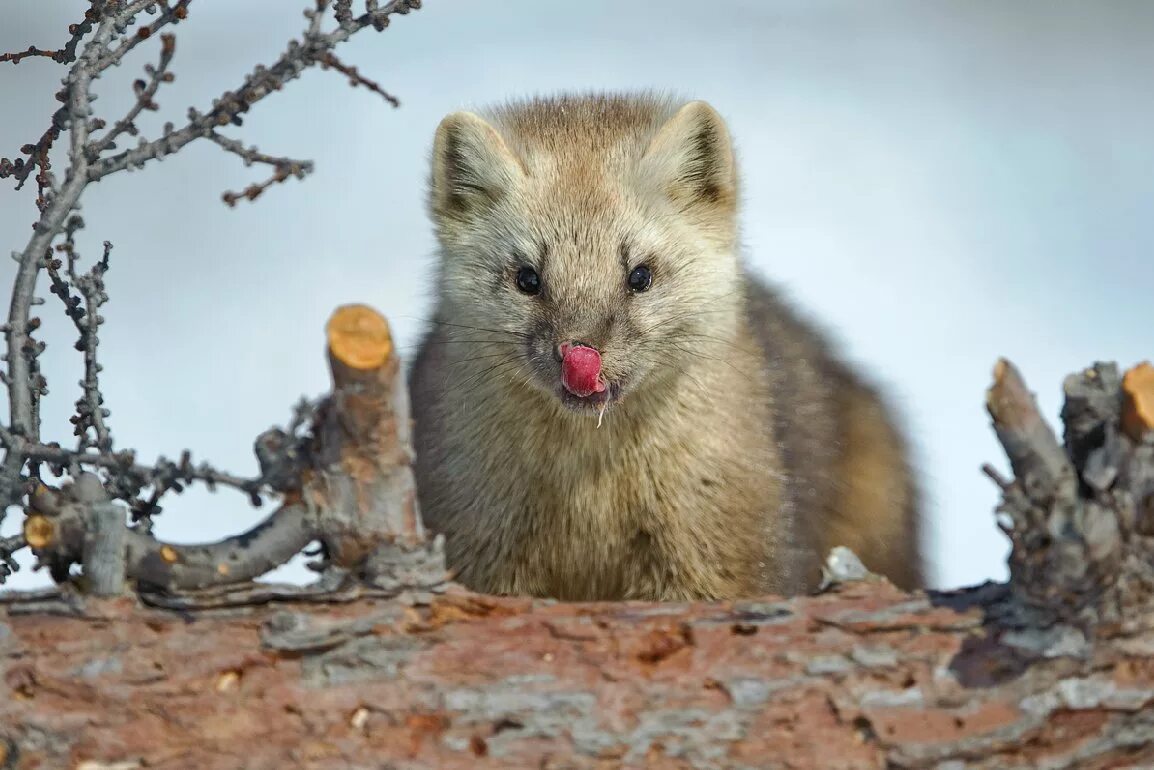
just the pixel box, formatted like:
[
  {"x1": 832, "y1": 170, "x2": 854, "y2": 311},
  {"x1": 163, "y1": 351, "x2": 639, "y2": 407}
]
[{"x1": 409, "y1": 93, "x2": 922, "y2": 600}]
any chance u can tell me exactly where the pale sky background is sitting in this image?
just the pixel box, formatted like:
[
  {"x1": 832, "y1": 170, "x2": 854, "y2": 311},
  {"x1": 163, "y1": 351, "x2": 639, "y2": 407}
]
[{"x1": 2, "y1": 1, "x2": 1152, "y2": 592}]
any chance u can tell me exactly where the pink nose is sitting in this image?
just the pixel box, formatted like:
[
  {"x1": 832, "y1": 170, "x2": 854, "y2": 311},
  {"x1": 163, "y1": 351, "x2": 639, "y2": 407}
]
[{"x1": 559, "y1": 342, "x2": 606, "y2": 397}]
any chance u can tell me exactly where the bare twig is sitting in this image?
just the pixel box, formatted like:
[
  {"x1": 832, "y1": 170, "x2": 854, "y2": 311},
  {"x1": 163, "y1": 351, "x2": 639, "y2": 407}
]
[
  {"x1": 88, "y1": 0, "x2": 422, "y2": 183},
  {"x1": 72, "y1": 242, "x2": 113, "y2": 453},
  {"x1": 319, "y1": 52, "x2": 400, "y2": 106},
  {"x1": 98, "y1": 0, "x2": 190, "y2": 71},
  {"x1": 46, "y1": 235, "x2": 113, "y2": 453},
  {"x1": 23, "y1": 478, "x2": 319, "y2": 592},
  {"x1": 334, "y1": 0, "x2": 356, "y2": 26},
  {"x1": 21, "y1": 441, "x2": 280, "y2": 506},
  {"x1": 88, "y1": 33, "x2": 177, "y2": 158},
  {"x1": 0, "y1": 45, "x2": 64, "y2": 66},
  {"x1": 210, "y1": 132, "x2": 313, "y2": 206}
]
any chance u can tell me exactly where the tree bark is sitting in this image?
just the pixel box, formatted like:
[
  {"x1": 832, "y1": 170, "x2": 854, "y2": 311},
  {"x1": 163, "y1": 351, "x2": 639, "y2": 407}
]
[{"x1": 1, "y1": 579, "x2": 1152, "y2": 770}]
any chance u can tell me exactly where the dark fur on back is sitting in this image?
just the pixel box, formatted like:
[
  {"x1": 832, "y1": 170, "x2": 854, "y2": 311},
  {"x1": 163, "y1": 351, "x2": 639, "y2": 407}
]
[{"x1": 742, "y1": 274, "x2": 923, "y2": 591}]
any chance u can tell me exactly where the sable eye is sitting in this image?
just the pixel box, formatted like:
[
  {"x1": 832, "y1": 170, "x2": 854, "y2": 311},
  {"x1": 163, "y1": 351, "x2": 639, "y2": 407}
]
[
  {"x1": 628, "y1": 264, "x2": 652, "y2": 293},
  {"x1": 516, "y1": 266, "x2": 541, "y2": 295}
]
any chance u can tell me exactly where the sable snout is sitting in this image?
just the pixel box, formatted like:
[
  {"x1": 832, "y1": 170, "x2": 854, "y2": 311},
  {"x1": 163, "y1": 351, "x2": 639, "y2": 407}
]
[{"x1": 558, "y1": 342, "x2": 607, "y2": 398}]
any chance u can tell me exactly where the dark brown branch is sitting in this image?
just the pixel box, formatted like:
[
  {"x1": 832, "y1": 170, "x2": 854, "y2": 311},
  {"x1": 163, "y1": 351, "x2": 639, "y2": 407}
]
[
  {"x1": 210, "y1": 133, "x2": 313, "y2": 207},
  {"x1": 319, "y1": 51, "x2": 400, "y2": 106},
  {"x1": 58, "y1": 4, "x2": 103, "y2": 66},
  {"x1": 0, "y1": 45, "x2": 64, "y2": 66}
]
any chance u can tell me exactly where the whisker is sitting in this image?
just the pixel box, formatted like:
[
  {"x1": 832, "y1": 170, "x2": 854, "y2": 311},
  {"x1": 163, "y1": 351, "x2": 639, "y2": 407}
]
[
  {"x1": 652, "y1": 361, "x2": 710, "y2": 395},
  {"x1": 450, "y1": 357, "x2": 526, "y2": 394},
  {"x1": 635, "y1": 299, "x2": 741, "y2": 338},
  {"x1": 446, "y1": 352, "x2": 520, "y2": 368},
  {"x1": 652, "y1": 341, "x2": 755, "y2": 384},
  {"x1": 655, "y1": 339, "x2": 761, "y2": 383},
  {"x1": 400, "y1": 339, "x2": 524, "y2": 350},
  {"x1": 417, "y1": 318, "x2": 531, "y2": 339}
]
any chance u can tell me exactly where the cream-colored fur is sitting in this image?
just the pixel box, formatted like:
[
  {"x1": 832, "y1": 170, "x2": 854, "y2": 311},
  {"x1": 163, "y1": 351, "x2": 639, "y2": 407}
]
[{"x1": 409, "y1": 92, "x2": 923, "y2": 600}]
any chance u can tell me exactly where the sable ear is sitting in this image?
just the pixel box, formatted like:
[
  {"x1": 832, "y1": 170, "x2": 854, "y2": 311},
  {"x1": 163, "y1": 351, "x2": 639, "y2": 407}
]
[
  {"x1": 430, "y1": 111, "x2": 524, "y2": 221},
  {"x1": 638, "y1": 101, "x2": 736, "y2": 212}
]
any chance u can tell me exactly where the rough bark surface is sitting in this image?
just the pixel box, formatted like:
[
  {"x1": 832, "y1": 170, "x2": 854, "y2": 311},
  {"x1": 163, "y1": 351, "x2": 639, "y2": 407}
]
[{"x1": 2, "y1": 580, "x2": 1153, "y2": 770}]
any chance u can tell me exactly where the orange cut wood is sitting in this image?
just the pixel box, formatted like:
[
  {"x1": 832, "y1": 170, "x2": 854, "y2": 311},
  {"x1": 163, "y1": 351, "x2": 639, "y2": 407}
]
[
  {"x1": 1122, "y1": 362, "x2": 1154, "y2": 442},
  {"x1": 22, "y1": 514, "x2": 55, "y2": 549},
  {"x1": 326, "y1": 304, "x2": 393, "y2": 370}
]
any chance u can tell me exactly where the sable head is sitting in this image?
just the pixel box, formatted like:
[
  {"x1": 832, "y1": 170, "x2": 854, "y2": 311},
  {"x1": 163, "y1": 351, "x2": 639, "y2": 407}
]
[{"x1": 427, "y1": 93, "x2": 741, "y2": 416}]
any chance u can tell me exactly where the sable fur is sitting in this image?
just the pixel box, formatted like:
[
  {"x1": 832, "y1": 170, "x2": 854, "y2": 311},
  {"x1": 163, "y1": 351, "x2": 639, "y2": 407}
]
[{"x1": 409, "y1": 92, "x2": 923, "y2": 600}]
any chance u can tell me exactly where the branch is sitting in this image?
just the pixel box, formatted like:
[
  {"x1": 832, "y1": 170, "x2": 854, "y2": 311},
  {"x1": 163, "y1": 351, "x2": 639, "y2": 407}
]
[
  {"x1": 87, "y1": 33, "x2": 177, "y2": 158},
  {"x1": 1, "y1": 0, "x2": 421, "y2": 534},
  {"x1": 1, "y1": 10, "x2": 120, "y2": 513},
  {"x1": 318, "y1": 51, "x2": 400, "y2": 106},
  {"x1": 14, "y1": 305, "x2": 444, "y2": 594},
  {"x1": 88, "y1": 0, "x2": 421, "y2": 185},
  {"x1": 210, "y1": 132, "x2": 313, "y2": 207},
  {"x1": 23, "y1": 491, "x2": 320, "y2": 595},
  {"x1": 98, "y1": 0, "x2": 191, "y2": 72},
  {"x1": 0, "y1": 2, "x2": 105, "y2": 66},
  {"x1": 46, "y1": 234, "x2": 113, "y2": 452},
  {"x1": 0, "y1": 45, "x2": 64, "y2": 66}
]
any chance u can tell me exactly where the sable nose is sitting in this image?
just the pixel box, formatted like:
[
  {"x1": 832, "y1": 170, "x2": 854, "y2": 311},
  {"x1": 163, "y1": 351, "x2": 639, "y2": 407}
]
[{"x1": 556, "y1": 340, "x2": 596, "y2": 361}]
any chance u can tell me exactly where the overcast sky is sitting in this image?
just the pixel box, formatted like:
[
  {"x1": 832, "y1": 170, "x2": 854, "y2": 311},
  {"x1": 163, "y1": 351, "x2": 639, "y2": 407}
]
[{"x1": 2, "y1": 1, "x2": 1152, "y2": 592}]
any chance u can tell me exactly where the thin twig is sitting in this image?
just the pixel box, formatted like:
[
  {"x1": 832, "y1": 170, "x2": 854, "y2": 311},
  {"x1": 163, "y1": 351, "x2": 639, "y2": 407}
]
[
  {"x1": 89, "y1": 0, "x2": 421, "y2": 183},
  {"x1": 22, "y1": 442, "x2": 267, "y2": 502},
  {"x1": 88, "y1": 34, "x2": 177, "y2": 158},
  {"x1": 319, "y1": 52, "x2": 400, "y2": 106},
  {"x1": 209, "y1": 132, "x2": 313, "y2": 206},
  {"x1": 98, "y1": 0, "x2": 191, "y2": 71},
  {"x1": 74, "y1": 242, "x2": 113, "y2": 452},
  {"x1": 0, "y1": 45, "x2": 65, "y2": 66}
]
